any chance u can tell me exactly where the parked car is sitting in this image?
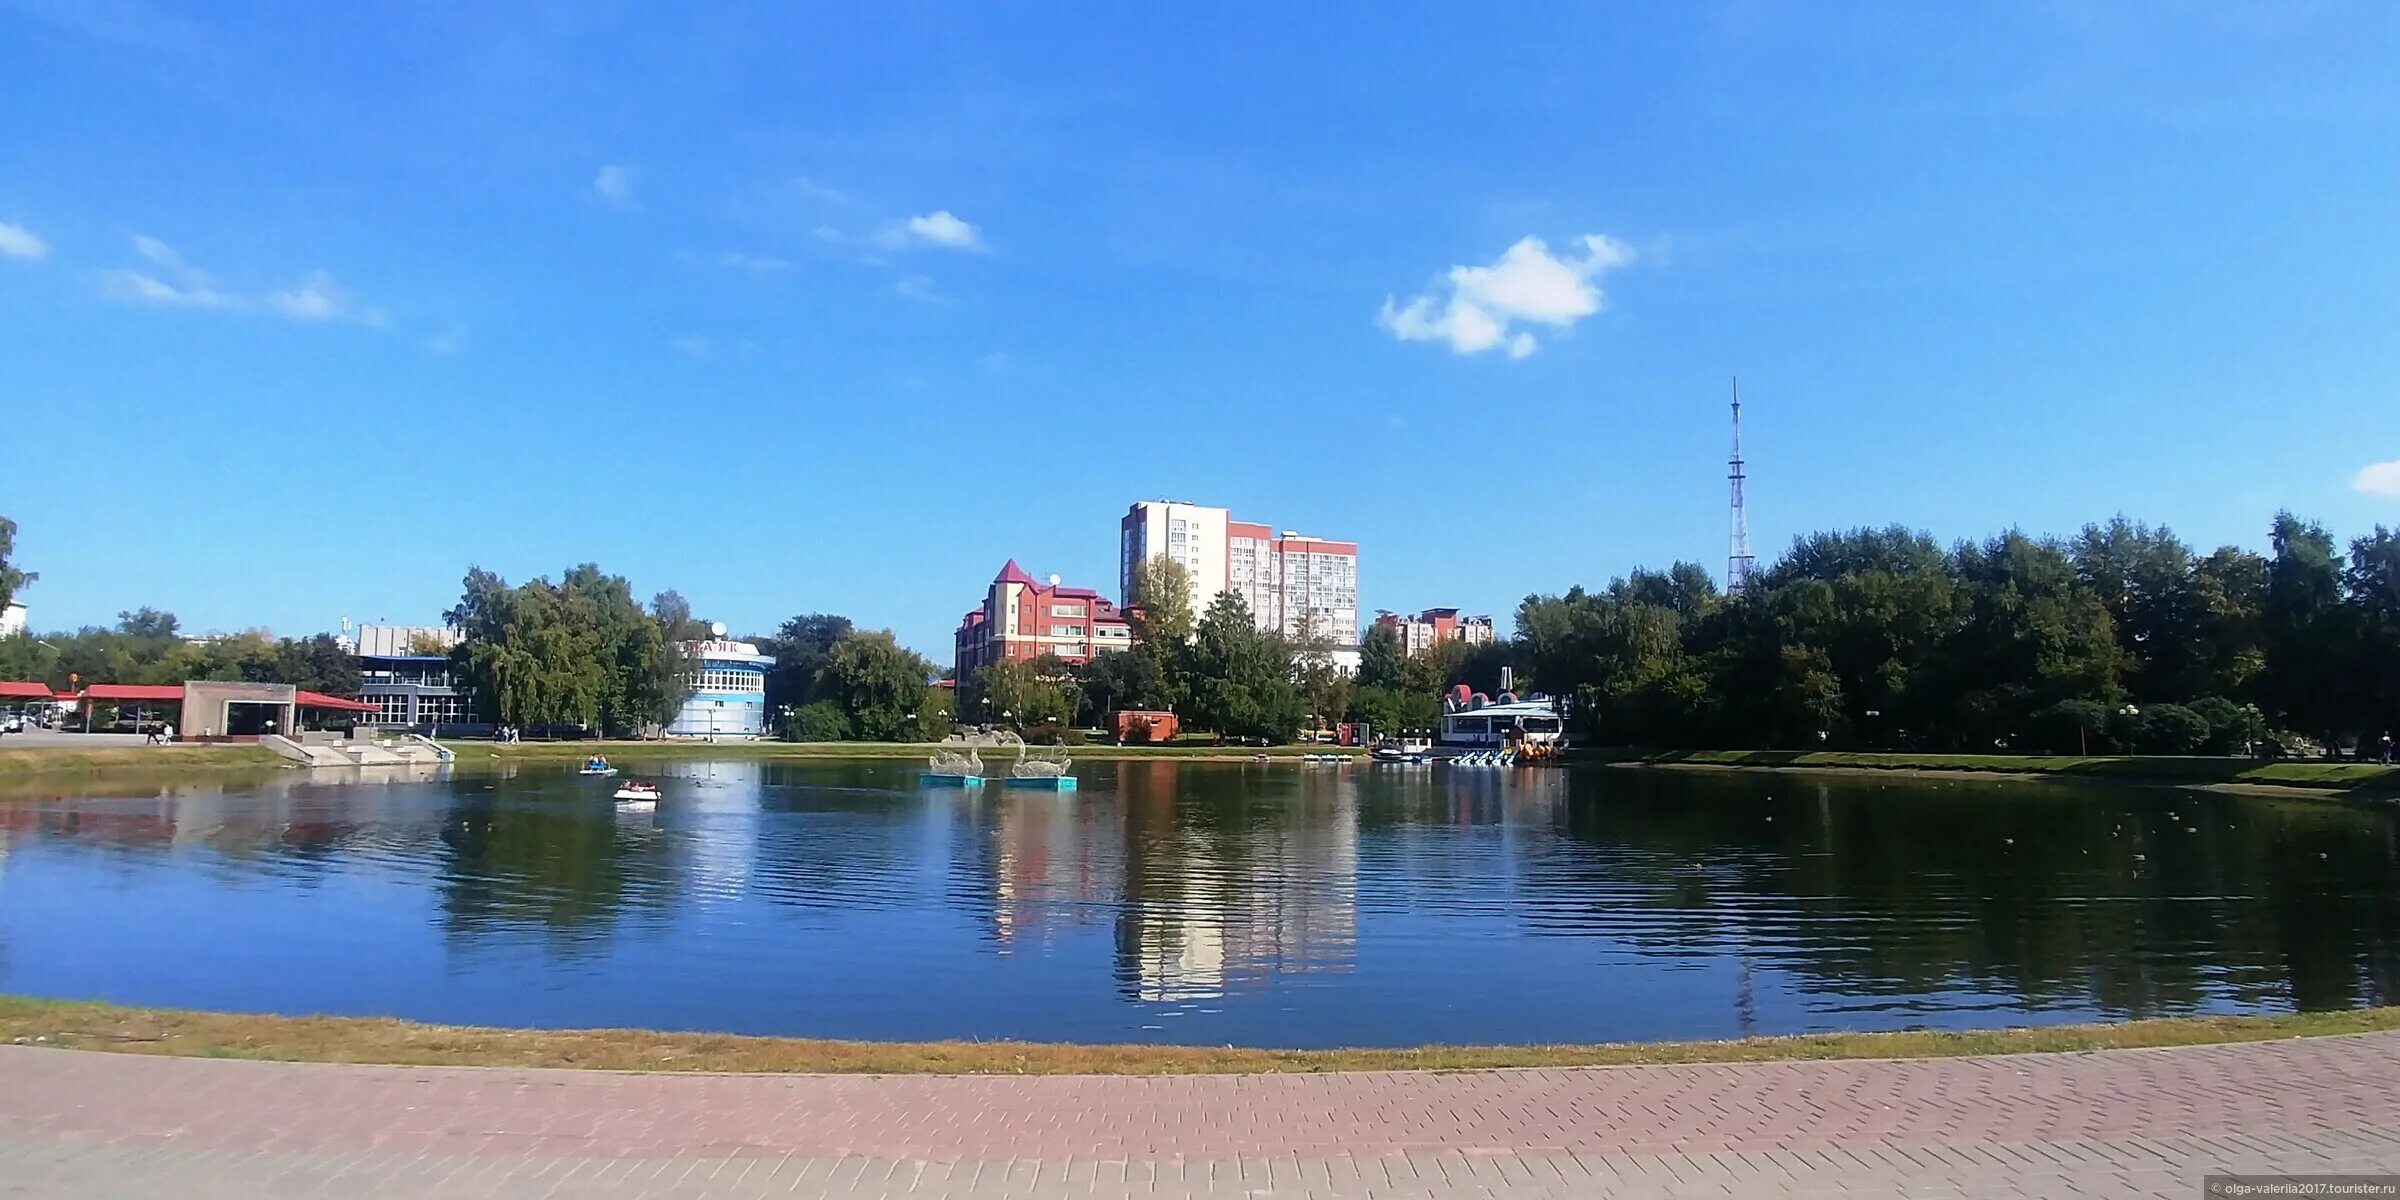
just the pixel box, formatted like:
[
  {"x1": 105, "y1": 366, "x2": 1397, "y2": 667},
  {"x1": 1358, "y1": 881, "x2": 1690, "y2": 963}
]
[{"x1": 1, "y1": 713, "x2": 23, "y2": 734}]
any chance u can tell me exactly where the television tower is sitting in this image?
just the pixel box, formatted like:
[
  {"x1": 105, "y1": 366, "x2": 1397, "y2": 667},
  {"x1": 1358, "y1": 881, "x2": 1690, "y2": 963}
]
[{"x1": 1727, "y1": 379, "x2": 1757, "y2": 593}]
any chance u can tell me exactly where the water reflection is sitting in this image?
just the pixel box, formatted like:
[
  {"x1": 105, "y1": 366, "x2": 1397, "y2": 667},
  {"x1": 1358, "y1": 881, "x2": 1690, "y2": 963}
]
[{"x1": 0, "y1": 761, "x2": 2393, "y2": 1047}]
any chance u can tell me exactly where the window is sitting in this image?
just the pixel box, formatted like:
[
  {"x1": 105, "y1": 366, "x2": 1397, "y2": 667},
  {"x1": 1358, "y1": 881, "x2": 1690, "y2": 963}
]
[
  {"x1": 1049, "y1": 624, "x2": 1083, "y2": 638},
  {"x1": 1051, "y1": 603, "x2": 1086, "y2": 617}
]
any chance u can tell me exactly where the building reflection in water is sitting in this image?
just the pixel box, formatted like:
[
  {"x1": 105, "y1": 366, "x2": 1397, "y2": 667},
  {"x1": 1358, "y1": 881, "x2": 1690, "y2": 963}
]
[
  {"x1": 653, "y1": 760, "x2": 765, "y2": 905},
  {"x1": 974, "y1": 760, "x2": 1368, "y2": 1003},
  {"x1": 1119, "y1": 763, "x2": 1360, "y2": 1002}
]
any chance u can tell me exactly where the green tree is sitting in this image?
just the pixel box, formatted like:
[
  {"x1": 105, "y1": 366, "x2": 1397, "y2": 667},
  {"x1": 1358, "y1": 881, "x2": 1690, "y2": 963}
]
[
  {"x1": 784, "y1": 700, "x2": 849, "y2": 742},
  {"x1": 2073, "y1": 518, "x2": 2204, "y2": 701},
  {"x1": 1291, "y1": 636, "x2": 1353, "y2": 733},
  {"x1": 274, "y1": 633, "x2": 361, "y2": 695},
  {"x1": 1357, "y1": 623, "x2": 1407, "y2": 690},
  {"x1": 1180, "y1": 592, "x2": 1305, "y2": 741},
  {"x1": 916, "y1": 683, "x2": 956, "y2": 742},
  {"x1": 2261, "y1": 512, "x2": 2351, "y2": 738},
  {"x1": 813, "y1": 630, "x2": 936, "y2": 740},
  {"x1": 1939, "y1": 532, "x2": 2122, "y2": 748},
  {"x1": 1127, "y1": 555, "x2": 1196, "y2": 644},
  {"x1": 445, "y1": 564, "x2": 681, "y2": 734},
  {"x1": 1073, "y1": 647, "x2": 1172, "y2": 721},
  {"x1": 1346, "y1": 685, "x2": 1438, "y2": 736},
  {"x1": 2189, "y1": 546, "x2": 2269, "y2": 700},
  {"x1": 2345, "y1": 527, "x2": 2400, "y2": 732},
  {"x1": 755, "y1": 613, "x2": 854, "y2": 714},
  {"x1": 971, "y1": 659, "x2": 1073, "y2": 727},
  {"x1": 0, "y1": 515, "x2": 32, "y2": 615}
]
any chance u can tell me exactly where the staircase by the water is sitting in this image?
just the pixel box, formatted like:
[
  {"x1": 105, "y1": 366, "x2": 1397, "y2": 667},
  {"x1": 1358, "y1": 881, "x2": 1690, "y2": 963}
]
[{"x1": 261, "y1": 733, "x2": 453, "y2": 768}]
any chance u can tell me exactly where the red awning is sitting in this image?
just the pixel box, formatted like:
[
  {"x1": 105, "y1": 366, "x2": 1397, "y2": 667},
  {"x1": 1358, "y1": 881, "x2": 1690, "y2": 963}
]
[
  {"x1": 296, "y1": 691, "x2": 376, "y2": 712},
  {"x1": 0, "y1": 681, "x2": 51, "y2": 700},
  {"x1": 81, "y1": 684, "x2": 186, "y2": 702}
]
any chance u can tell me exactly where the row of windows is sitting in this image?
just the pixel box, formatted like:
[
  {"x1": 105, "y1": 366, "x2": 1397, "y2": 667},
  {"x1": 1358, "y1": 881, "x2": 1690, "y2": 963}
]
[
  {"x1": 1050, "y1": 603, "x2": 1086, "y2": 617},
  {"x1": 690, "y1": 669, "x2": 765, "y2": 694},
  {"x1": 361, "y1": 693, "x2": 476, "y2": 726}
]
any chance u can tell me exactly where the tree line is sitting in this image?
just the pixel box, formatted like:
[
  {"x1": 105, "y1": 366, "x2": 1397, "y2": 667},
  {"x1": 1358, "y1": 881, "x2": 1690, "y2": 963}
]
[
  {"x1": 11, "y1": 509, "x2": 2398, "y2": 754},
  {"x1": 747, "y1": 612, "x2": 953, "y2": 742},
  {"x1": 1498, "y1": 513, "x2": 2400, "y2": 755},
  {"x1": 0, "y1": 606, "x2": 362, "y2": 696},
  {"x1": 969, "y1": 510, "x2": 2400, "y2": 755}
]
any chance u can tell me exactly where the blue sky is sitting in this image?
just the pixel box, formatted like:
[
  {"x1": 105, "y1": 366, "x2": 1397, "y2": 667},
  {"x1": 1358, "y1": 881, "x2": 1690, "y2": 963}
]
[{"x1": 3, "y1": 2, "x2": 2396, "y2": 662}]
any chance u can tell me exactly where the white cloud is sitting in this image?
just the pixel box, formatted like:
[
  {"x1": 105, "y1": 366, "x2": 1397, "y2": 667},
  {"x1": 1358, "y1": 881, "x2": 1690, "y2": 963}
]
[
  {"x1": 790, "y1": 176, "x2": 846, "y2": 204},
  {"x1": 0, "y1": 221, "x2": 50, "y2": 261},
  {"x1": 877, "y1": 210, "x2": 985, "y2": 251},
  {"x1": 132, "y1": 233, "x2": 184, "y2": 269},
  {"x1": 101, "y1": 268, "x2": 238, "y2": 309},
  {"x1": 809, "y1": 225, "x2": 846, "y2": 244},
  {"x1": 672, "y1": 335, "x2": 711, "y2": 358},
  {"x1": 427, "y1": 323, "x2": 467, "y2": 355},
  {"x1": 1377, "y1": 233, "x2": 1635, "y2": 359},
  {"x1": 593, "y1": 164, "x2": 638, "y2": 211},
  {"x1": 267, "y1": 270, "x2": 384, "y2": 325},
  {"x1": 719, "y1": 251, "x2": 794, "y2": 272},
  {"x1": 103, "y1": 235, "x2": 382, "y2": 323},
  {"x1": 2356, "y1": 458, "x2": 2400, "y2": 497},
  {"x1": 893, "y1": 274, "x2": 941, "y2": 303}
]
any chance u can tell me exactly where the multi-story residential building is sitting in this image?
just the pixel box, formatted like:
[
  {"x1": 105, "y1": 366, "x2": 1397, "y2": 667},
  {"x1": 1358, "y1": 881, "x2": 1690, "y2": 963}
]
[
  {"x1": 1119, "y1": 501, "x2": 1228, "y2": 620},
  {"x1": 1120, "y1": 501, "x2": 1360, "y2": 669},
  {"x1": 0, "y1": 601, "x2": 25, "y2": 638},
  {"x1": 1372, "y1": 608, "x2": 1497, "y2": 657},
  {"x1": 955, "y1": 560, "x2": 1133, "y2": 678}
]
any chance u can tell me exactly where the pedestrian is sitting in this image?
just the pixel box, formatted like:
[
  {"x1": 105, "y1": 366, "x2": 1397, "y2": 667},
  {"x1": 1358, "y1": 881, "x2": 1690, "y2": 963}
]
[
  {"x1": 162, "y1": 722, "x2": 175, "y2": 744},
  {"x1": 2383, "y1": 732, "x2": 2394, "y2": 764}
]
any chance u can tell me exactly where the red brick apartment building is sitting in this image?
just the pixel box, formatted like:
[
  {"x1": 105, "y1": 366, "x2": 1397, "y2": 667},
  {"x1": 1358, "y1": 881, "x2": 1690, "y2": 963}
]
[{"x1": 954, "y1": 560, "x2": 1133, "y2": 677}]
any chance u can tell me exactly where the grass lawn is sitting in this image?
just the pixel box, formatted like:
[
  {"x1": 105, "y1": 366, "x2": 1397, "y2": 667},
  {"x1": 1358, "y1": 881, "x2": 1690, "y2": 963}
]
[
  {"x1": 1591, "y1": 749, "x2": 2400, "y2": 795},
  {"x1": 3, "y1": 995, "x2": 2394, "y2": 1075},
  {"x1": 0, "y1": 744, "x2": 286, "y2": 778}
]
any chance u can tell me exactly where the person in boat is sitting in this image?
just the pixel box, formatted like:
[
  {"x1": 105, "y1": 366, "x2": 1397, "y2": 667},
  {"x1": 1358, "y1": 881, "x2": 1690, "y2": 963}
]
[{"x1": 586, "y1": 754, "x2": 608, "y2": 772}]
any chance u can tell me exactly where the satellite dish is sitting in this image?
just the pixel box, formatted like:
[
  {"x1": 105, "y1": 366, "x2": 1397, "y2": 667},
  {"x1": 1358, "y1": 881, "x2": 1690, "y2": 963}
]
[
  {"x1": 710, "y1": 621, "x2": 727, "y2": 637},
  {"x1": 1048, "y1": 573, "x2": 1062, "y2": 586}
]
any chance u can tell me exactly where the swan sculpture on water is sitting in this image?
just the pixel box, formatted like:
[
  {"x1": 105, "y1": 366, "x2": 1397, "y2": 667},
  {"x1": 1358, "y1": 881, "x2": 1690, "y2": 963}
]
[
  {"x1": 927, "y1": 747, "x2": 983, "y2": 776},
  {"x1": 987, "y1": 730, "x2": 1072, "y2": 779}
]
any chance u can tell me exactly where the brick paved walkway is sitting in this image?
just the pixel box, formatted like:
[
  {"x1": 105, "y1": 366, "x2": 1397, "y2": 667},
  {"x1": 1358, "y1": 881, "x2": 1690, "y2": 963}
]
[{"x1": 4, "y1": 1035, "x2": 2399, "y2": 1197}]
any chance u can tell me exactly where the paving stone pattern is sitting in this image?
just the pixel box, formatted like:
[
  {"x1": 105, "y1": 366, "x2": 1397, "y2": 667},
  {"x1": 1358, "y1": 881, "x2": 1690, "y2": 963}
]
[{"x1": 4, "y1": 1034, "x2": 2398, "y2": 1197}]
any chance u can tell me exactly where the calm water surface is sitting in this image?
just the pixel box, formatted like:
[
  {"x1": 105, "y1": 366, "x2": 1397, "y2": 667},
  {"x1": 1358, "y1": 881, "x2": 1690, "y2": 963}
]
[{"x1": 2, "y1": 761, "x2": 2396, "y2": 1047}]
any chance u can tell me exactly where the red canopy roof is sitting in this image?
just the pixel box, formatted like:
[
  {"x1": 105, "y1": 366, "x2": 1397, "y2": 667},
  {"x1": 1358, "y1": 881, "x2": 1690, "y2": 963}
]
[
  {"x1": 297, "y1": 691, "x2": 376, "y2": 712},
  {"x1": 82, "y1": 684, "x2": 185, "y2": 702},
  {"x1": 0, "y1": 681, "x2": 51, "y2": 699}
]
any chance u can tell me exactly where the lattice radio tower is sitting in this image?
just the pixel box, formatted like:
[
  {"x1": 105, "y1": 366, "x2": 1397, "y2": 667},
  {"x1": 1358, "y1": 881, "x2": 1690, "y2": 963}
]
[{"x1": 1727, "y1": 379, "x2": 1757, "y2": 594}]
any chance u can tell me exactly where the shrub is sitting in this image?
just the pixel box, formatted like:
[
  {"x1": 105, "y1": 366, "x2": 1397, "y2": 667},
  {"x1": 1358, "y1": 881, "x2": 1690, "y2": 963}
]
[
  {"x1": 2186, "y1": 696, "x2": 2261, "y2": 755},
  {"x1": 2137, "y1": 703, "x2": 2210, "y2": 754},
  {"x1": 1020, "y1": 721, "x2": 1088, "y2": 746},
  {"x1": 2031, "y1": 699, "x2": 2110, "y2": 755},
  {"x1": 783, "y1": 700, "x2": 850, "y2": 742}
]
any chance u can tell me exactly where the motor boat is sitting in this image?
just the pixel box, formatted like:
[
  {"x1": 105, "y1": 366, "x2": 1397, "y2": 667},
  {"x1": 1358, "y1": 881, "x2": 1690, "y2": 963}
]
[
  {"x1": 1371, "y1": 736, "x2": 1433, "y2": 763},
  {"x1": 613, "y1": 782, "x2": 659, "y2": 808}
]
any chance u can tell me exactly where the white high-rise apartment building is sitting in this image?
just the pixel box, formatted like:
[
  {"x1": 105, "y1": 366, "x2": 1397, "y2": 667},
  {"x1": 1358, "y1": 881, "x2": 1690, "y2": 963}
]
[
  {"x1": 1119, "y1": 501, "x2": 1229, "y2": 621},
  {"x1": 1120, "y1": 501, "x2": 1360, "y2": 670}
]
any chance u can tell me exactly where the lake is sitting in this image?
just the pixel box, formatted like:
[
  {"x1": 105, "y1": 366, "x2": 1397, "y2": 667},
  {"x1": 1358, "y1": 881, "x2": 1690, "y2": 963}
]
[{"x1": 1, "y1": 759, "x2": 2394, "y2": 1048}]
